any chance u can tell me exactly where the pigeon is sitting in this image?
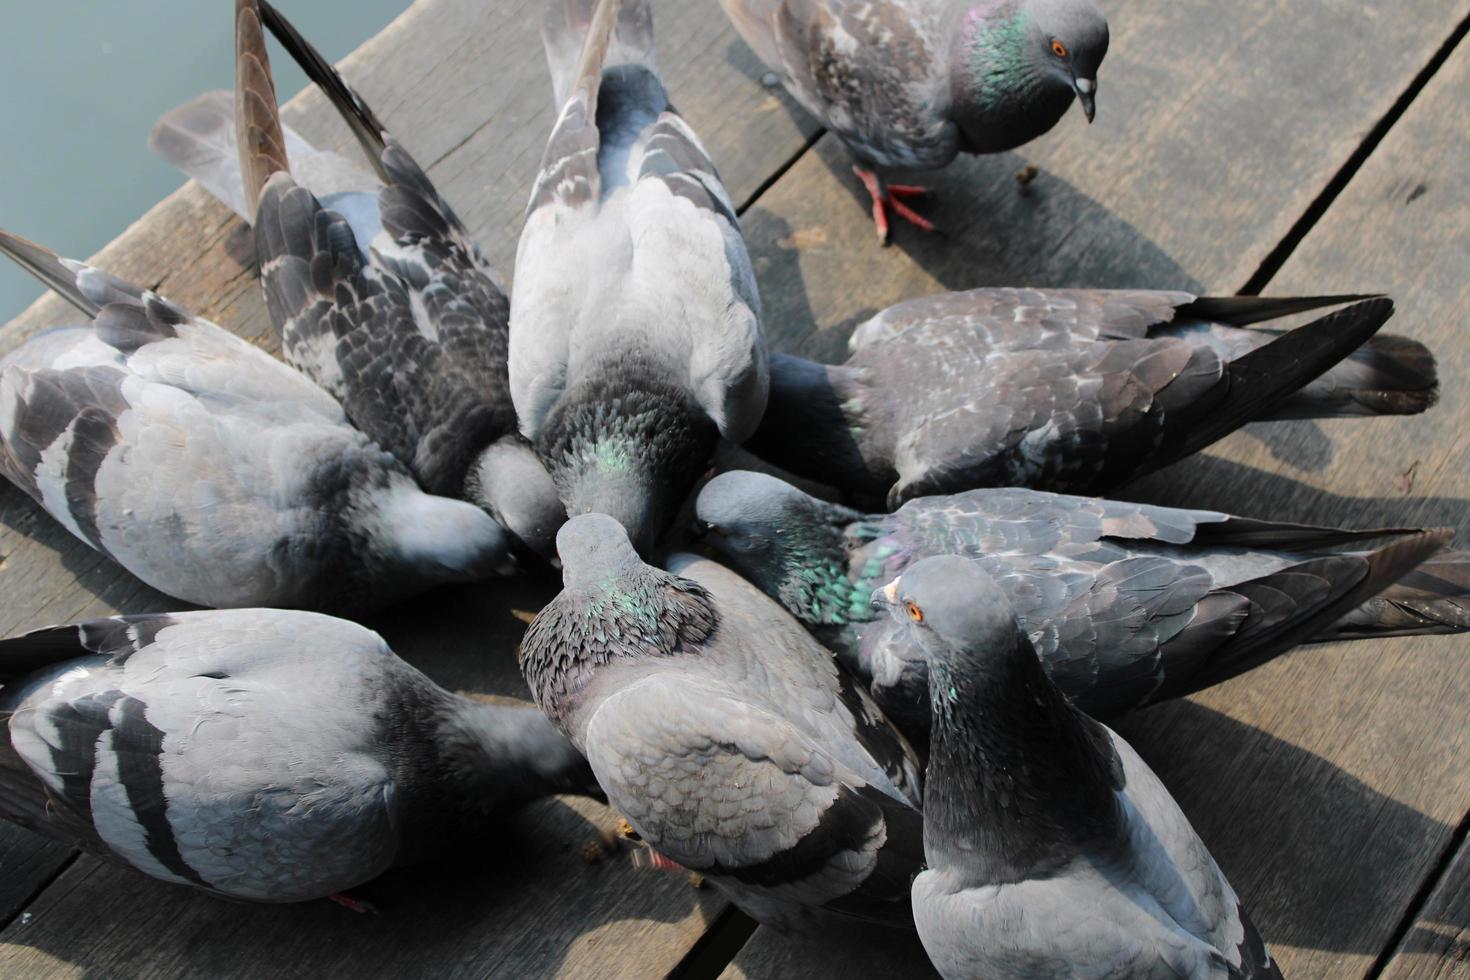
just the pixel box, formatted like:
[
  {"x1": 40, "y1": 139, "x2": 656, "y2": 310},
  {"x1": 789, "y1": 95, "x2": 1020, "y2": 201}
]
[
  {"x1": 0, "y1": 608, "x2": 596, "y2": 903},
  {"x1": 518, "y1": 513, "x2": 924, "y2": 928},
  {"x1": 511, "y1": 0, "x2": 767, "y2": 553},
  {"x1": 874, "y1": 557, "x2": 1281, "y2": 978},
  {"x1": 744, "y1": 289, "x2": 1434, "y2": 506},
  {"x1": 696, "y1": 470, "x2": 1464, "y2": 739},
  {"x1": 718, "y1": 0, "x2": 1108, "y2": 240},
  {"x1": 0, "y1": 230, "x2": 512, "y2": 612},
  {"x1": 149, "y1": 0, "x2": 566, "y2": 561}
]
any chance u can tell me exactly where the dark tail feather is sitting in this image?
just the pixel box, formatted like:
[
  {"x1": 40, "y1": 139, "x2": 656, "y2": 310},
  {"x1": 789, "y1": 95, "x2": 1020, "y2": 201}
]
[
  {"x1": 1265, "y1": 332, "x2": 1438, "y2": 419},
  {"x1": 0, "y1": 230, "x2": 98, "y2": 318},
  {"x1": 1318, "y1": 549, "x2": 1470, "y2": 639},
  {"x1": 235, "y1": 0, "x2": 293, "y2": 214},
  {"x1": 1176, "y1": 293, "x2": 1379, "y2": 326},
  {"x1": 256, "y1": 0, "x2": 392, "y2": 179},
  {"x1": 1152, "y1": 528, "x2": 1451, "y2": 701},
  {"x1": 0, "y1": 624, "x2": 92, "y2": 685},
  {"x1": 1147, "y1": 298, "x2": 1396, "y2": 475}
]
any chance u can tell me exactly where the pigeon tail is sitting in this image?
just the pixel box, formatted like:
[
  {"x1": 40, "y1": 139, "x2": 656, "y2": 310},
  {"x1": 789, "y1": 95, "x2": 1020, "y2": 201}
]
[
  {"x1": 1264, "y1": 332, "x2": 1438, "y2": 419},
  {"x1": 256, "y1": 0, "x2": 393, "y2": 181},
  {"x1": 0, "y1": 230, "x2": 99, "y2": 318},
  {"x1": 542, "y1": 0, "x2": 656, "y2": 108},
  {"x1": 1151, "y1": 528, "x2": 1452, "y2": 703},
  {"x1": 150, "y1": 90, "x2": 317, "y2": 222},
  {"x1": 234, "y1": 0, "x2": 294, "y2": 215},
  {"x1": 1174, "y1": 293, "x2": 1378, "y2": 326},
  {"x1": 1132, "y1": 297, "x2": 1397, "y2": 484},
  {"x1": 1317, "y1": 548, "x2": 1470, "y2": 640}
]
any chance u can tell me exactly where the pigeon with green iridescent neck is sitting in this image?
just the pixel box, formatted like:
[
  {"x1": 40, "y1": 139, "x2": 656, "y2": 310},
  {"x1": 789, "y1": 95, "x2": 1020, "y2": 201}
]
[
  {"x1": 874, "y1": 557, "x2": 1282, "y2": 978},
  {"x1": 696, "y1": 471, "x2": 1466, "y2": 739},
  {"x1": 511, "y1": 0, "x2": 767, "y2": 554},
  {"x1": 519, "y1": 514, "x2": 924, "y2": 929},
  {"x1": 719, "y1": 0, "x2": 1107, "y2": 240}
]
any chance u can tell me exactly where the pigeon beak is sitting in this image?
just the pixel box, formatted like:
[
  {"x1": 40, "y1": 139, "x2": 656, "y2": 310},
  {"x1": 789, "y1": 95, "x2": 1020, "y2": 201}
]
[
  {"x1": 871, "y1": 579, "x2": 901, "y2": 610},
  {"x1": 1074, "y1": 77, "x2": 1096, "y2": 123}
]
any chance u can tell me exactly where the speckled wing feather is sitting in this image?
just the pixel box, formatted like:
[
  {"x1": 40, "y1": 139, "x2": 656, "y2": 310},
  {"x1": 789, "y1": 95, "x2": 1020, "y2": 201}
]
[
  {"x1": 0, "y1": 611, "x2": 406, "y2": 901},
  {"x1": 719, "y1": 0, "x2": 958, "y2": 170},
  {"x1": 585, "y1": 677, "x2": 923, "y2": 926},
  {"x1": 513, "y1": 0, "x2": 765, "y2": 443},
  {"x1": 855, "y1": 296, "x2": 1396, "y2": 503},
  {"x1": 246, "y1": 0, "x2": 517, "y2": 498},
  {"x1": 865, "y1": 490, "x2": 1439, "y2": 718}
]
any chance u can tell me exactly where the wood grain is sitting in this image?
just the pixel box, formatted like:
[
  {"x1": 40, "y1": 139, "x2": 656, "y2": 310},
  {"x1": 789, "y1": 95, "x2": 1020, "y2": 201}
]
[
  {"x1": 726, "y1": 1, "x2": 1470, "y2": 977},
  {"x1": 1379, "y1": 839, "x2": 1470, "y2": 980},
  {"x1": 0, "y1": 0, "x2": 817, "y2": 972}
]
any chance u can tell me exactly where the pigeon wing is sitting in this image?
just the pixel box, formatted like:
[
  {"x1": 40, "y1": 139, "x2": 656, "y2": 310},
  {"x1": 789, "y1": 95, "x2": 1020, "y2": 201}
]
[{"x1": 585, "y1": 675, "x2": 920, "y2": 924}]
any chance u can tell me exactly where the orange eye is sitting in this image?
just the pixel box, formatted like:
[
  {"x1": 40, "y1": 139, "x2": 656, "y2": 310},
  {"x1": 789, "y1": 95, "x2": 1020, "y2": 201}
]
[
  {"x1": 906, "y1": 601, "x2": 924, "y2": 623},
  {"x1": 1051, "y1": 39, "x2": 1068, "y2": 57}
]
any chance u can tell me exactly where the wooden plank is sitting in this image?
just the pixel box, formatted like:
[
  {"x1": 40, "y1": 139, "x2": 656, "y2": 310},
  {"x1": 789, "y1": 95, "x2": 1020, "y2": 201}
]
[
  {"x1": 726, "y1": 1, "x2": 1470, "y2": 976},
  {"x1": 1261, "y1": 41, "x2": 1470, "y2": 980},
  {"x1": 1379, "y1": 840, "x2": 1470, "y2": 980},
  {"x1": 0, "y1": 0, "x2": 817, "y2": 974}
]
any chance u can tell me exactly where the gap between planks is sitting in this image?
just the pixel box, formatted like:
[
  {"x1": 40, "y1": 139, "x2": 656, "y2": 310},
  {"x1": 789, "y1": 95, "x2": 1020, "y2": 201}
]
[{"x1": 1240, "y1": 10, "x2": 1470, "y2": 296}]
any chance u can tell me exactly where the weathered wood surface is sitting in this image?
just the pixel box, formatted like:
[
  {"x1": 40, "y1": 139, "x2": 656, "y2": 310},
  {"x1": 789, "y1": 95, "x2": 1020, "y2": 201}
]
[
  {"x1": 0, "y1": 0, "x2": 814, "y2": 972},
  {"x1": 3, "y1": 0, "x2": 1470, "y2": 974},
  {"x1": 1381, "y1": 843, "x2": 1470, "y2": 980},
  {"x1": 1321, "y1": 40, "x2": 1470, "y2": 980},
  {"x1": 725, "y1": 0, "x2": 1470, "y2": 975}
]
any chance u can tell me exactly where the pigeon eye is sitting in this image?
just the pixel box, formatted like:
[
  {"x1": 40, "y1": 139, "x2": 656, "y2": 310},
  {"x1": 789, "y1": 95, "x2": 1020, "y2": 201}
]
[
  {"x1": 709, "y1": 525, "x2": 727, "y2": 538},
  {"x1": 906, "y1": 601, "x2": 924, "y2": 623},
  {"x1": 1051, "y1": 39, "x2": 1068, "y2": 58}
]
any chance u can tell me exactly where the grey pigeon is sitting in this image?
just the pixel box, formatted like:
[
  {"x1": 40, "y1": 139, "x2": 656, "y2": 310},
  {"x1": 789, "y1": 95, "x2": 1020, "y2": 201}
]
[
  {"x1": 149, "y1": 0, "x2": 565, "y2": 561},
  {"x1": 518, "y1": 513, "x2": 924, "y2": 928},
  {"x1": 511, "y1": 0, "x2": 767, "y2": 553},
  {"x1": 0, "y1": 230, "x2": 511, "y2": 612},
  {"x1": 696, "y1": 470, "x2": 1464, "y2": 739},
  {"x1": 0, "y1": 609, "x2": 595, "y2": 902},
  {"x1": 875, "y1": 557, "x2": 1281, "y2": 978},
  {"x1": 719, "y1": 0, "x2": 1108, "y2": 240},
  {"x1": 745, "y1": 289, "x2": 1434, "y2": 506}
]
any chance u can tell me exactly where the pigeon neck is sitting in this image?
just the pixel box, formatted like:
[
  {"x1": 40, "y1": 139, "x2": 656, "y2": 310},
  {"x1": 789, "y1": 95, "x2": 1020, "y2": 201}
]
[
  {"x1": 923, "y1": 631, "x2": 1123, "y2": 884},
  {"x1": 770, "y1": 509, "x2": 883, "y2": 629},
  {"x1": 434, "y1": 695, "x2": 596, "y2": 805},
  {"x1": 953, "y1": 6, "x2": 1072, "y2": 152},
  {"x1": 538, "y1": 372, "x2": 718, "y2": 553},
  {"x1": 744, "y1": 353, "x2": 891, "y2": 497},
  {"x1": 520, "y1": 569, "x2": 719, "y2": 729}
]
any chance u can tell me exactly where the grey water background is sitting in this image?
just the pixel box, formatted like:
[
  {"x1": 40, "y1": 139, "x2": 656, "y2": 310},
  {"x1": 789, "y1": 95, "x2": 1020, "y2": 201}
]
[{"x1": 0, "y1": 1, "x2": 412, "y2": 323}]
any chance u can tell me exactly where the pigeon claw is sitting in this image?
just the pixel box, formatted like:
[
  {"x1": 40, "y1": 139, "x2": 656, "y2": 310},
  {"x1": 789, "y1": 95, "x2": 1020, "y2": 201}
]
[
  {"x1": 852, "y1": 166, "x2": 936, "y2": 244},
  {"x1": 327, "y1": 892, "x2": 379, "y2": 915}
]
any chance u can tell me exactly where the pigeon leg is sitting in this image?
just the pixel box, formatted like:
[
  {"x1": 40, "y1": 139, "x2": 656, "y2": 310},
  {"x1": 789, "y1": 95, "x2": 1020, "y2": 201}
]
[
  {"x1": 630, "y1": 847, "x2": 689, "y2": 874},
  {"x1": 327, "y1": 892, "x2": 379, "y2": 915},
  {"x1": 852, "y1": 167, "x2": 935, "y2": 243}
]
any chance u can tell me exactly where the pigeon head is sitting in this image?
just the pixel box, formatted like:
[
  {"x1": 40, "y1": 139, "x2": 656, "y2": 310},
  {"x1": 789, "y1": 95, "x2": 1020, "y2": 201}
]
[
  {"x1": 952, "y1": 0, "x2": 1109, "y2": 150},
  {"x1": 553, "y1": 512, "x2": 647, "y2": 592},
  {"x1": 872, "y1": 556, "x2": 1023, "y2": 691},
  {"x1": 471, "y1": 436, "x2": 568, "y2": 564},
  {"x1": 695, "y1": 471, "x2": 866, "y2": 625},
  {"x1": 364, "y1": 477, "x2": 515, "y2": 583},
  {"x1": 520, "y1": 513, "x2": 719, "y2": 728},
  {"x1": 874, "y1": 554, "x2": 1121, "y2": 874},
  {"x1": 538, "y1": 376, "x2": 720, "y2": 555}
]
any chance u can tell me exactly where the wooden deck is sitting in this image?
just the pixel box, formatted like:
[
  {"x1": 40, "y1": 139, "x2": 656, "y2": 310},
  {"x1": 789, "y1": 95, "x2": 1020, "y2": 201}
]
[{"x1": 0, "y1": 0, "x2": 1468, "y2": 975}]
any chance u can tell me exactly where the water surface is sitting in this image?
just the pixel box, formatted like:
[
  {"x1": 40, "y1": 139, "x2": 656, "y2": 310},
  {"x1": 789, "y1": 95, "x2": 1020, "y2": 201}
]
[{"x1": 0, "y1": 1, "x2": 411, "y2": 322}]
